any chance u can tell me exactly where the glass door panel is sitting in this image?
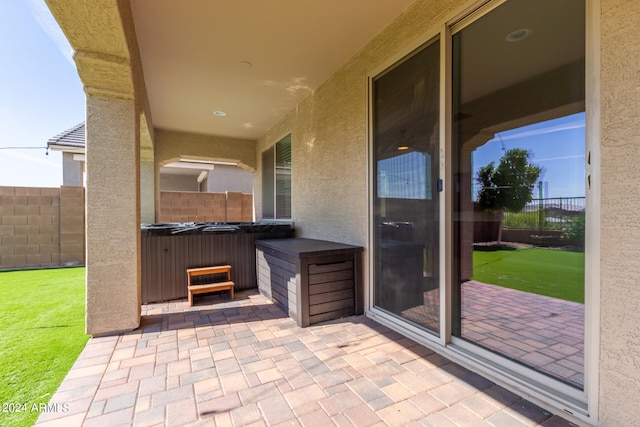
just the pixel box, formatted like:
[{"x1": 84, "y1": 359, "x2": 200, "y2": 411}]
[
  {"x1": 373, "y1": 38, "x2": 440, "y2": 335},
  {"x1": 452, "y1": 0, "x2": 586, "y2": 388}
]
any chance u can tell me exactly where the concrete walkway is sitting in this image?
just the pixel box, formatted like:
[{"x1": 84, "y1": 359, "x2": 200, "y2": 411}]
[{"x1": 37, "y1": 291, "x2": 577, "y2": 426}]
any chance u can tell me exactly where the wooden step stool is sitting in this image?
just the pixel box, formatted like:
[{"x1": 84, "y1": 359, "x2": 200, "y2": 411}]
[{"x1": 186, "y1": 265, "x2": 235, "y2": 306}]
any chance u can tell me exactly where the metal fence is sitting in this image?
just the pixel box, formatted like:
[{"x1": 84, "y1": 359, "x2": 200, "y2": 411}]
[{"x1": 503, "y1": 197, "x2": 585, "y2": 232}]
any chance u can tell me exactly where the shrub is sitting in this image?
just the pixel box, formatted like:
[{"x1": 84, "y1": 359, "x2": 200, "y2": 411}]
[{"x1": 566, "y1": 215, "x2": 585, "y2": 244}]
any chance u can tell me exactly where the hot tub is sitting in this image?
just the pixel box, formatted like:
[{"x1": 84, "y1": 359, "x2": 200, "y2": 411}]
[{"x1": 141, "y1": 222, "x2": 293, "y2": 303}]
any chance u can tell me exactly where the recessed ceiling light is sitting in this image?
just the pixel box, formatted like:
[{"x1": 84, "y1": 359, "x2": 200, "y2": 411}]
[
  {"x1": 213, "y1": 111, "x2": 226, "y2": 117},
  {"x1": 397, "y1": 145, "x2": 409, "y2": 151},
  {"x1": 505, "y1": 28, "x2": 531, "y2": 42}
]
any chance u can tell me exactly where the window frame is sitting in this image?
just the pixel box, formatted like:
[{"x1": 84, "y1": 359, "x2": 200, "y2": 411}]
[{"x1": 262, "y1": 133, "x2": 292, "y2": 220}]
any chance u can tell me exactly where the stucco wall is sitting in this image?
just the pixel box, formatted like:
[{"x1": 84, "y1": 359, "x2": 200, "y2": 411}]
[
  {"x1": 159, "y1": 173, "x2": 199, "y2": 192},
  {"x1": 154, "y1": 128, "x2": 257, "y2": 172},
  {"x1": 62, "y1": 152, "x2": 83, "y2": 186},
  {"x1": 85, "y1": 93, "x2": 141, "y2": 336},
  {"x1": 207, "y1": 164, "x2": 253, "y2": 194},
  {"x1": 140, "y1": 158, "x2": 155, "y2": 223},
  {"x1": 256, "y1": 0, "x2": 457, "y2": 247},
  {"x1": 159, "y1": 166, "x2": 253, "y2": 194},
  {"x1": 599, "y1": 0, "x2": 640, "y2": 424}
]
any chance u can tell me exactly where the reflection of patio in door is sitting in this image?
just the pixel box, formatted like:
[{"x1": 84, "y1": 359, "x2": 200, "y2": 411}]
[{"x1": 401, "y1": 281, "x2": 584, "y2": 389}]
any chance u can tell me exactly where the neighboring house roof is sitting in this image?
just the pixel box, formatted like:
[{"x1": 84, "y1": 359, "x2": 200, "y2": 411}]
[{"x1": 47, "y1": 122, "x2": 86, "y2": 153}]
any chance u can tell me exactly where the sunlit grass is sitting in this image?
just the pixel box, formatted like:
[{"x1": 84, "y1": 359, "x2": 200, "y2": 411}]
[
  {"x1": 473, "y1": 247, "x2": 584, "y2": 303},
  {"x1": 0, "y1": 267, "x2": 88, "y2": 427}
]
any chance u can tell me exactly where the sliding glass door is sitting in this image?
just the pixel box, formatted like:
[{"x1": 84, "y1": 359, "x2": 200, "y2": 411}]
[
  {"x1": 372, "y1": 38, "x2": 441, "y2": 335},
  {"x1": 370, "y1": 0, "x2": 587, "y2": 396},
  {"x1": 452, "y1": 0, "x2": 586, "y2": 389}
]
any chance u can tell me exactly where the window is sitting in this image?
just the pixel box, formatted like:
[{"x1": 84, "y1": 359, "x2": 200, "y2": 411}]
[
  {"x1": 377, "y1": 151, "x2": 432, "y2": 200},
  {"x1": 262, "y1": 134, "x2": 291, "y2": 219}
]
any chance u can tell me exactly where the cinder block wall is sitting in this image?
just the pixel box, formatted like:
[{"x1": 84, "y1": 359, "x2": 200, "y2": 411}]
[
  {"x1": 59, "y1": 186, "x2": 85, "y2": 265},
  {"x1": 0, "y1": 186, "x2": 85, "y2": 270},
  {"x1": 158, "y1": 191, "x2": 253, "y2": 223}
]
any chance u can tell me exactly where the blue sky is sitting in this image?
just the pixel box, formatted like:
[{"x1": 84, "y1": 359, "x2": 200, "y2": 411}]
[
  {"x1": 472, "y1": 112, "x2": 586, "y2": 199},
  {"x1": 0, "y1": 0, "x2": 84, "y2": 188}
]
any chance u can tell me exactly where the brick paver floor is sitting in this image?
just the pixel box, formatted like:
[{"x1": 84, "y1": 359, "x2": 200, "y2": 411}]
[
  {"x1": 401, "y1": 281, "x2": 584, "y2": 388},
  {"x1": 36, "y1": 290, "x2": 578, "y2": 426},
  {"x1": 462, "y1": 281, "x2": 584, "y2": 389}
]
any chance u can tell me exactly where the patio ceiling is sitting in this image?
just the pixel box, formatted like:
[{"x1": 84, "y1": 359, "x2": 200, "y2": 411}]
[
  {"x1": 50, "y1": 1, "x2": 582, "y2": 145},
  {"x1": 130, "y1": 0, "x2": 416, "y2": 140},
  {"x1": 130, "y1": 0, "x2": 584, "y2": 144}
]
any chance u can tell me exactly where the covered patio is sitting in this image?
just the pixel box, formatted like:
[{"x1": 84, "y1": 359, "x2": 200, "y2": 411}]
[
  {"x1": 36, "y1": 291, "x2": 575, "y2": 426},
  {"x1": 40, "y1": 0, "x2": 640, "y2": 424}
]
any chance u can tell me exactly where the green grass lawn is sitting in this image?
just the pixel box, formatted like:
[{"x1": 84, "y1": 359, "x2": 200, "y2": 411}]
[
  {"x1": 472, "y1": 247, "x2": 585, "y2": 303},
  {"x1": 0, "y1": 267, "x2": 88, "y2": 427}
]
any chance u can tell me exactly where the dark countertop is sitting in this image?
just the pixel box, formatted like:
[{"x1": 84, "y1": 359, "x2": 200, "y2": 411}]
[
  {"x1": 141, "y1": 222, "x2": 293, "y2": 236},
  {"x1": 256, "y1": 238, "x2": 363, "y2": 258}
]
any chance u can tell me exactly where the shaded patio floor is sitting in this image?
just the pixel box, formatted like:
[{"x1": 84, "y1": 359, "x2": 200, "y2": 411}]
[{"x1": 37, "y1": 290, "x2": 577, "y2": 426}]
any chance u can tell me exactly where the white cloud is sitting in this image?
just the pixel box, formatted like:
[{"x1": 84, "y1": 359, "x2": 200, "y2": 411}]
[
  {"x1": 26, "y1": 0, "x2": 74, "y2": 66},
  {"x1": 535, "y1": 154, "x2": 585, "y2": 162},
  {"x1": 496, "y1": 119, "x2": 585, "y2": 142}
]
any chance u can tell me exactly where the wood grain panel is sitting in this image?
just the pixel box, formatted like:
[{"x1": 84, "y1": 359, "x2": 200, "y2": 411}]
[
  {"x1": 309, "y1": 289, "x2": 354, "y2": 305},
  {"x1": 309, "y1": 298, "x2": 354, "y2": 316},
  {"x1": 309, "y1": 307, "x2": 355, "y2": 325},
  {"x1": 308, "y1": 269, "x2": 353, "y2": 285},
  {"x1": 309, "y1": 279, "x2": 353, "y2": 295},
  {"x1": 308, "y1": 260, "x2": 353, "y2": 274}
]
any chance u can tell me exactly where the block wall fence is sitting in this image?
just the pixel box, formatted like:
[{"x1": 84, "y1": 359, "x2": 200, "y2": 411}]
[
  {"x1": 158, "y1": 191, "x2": 253, "y2": 223},
  {"x1": 0, "y1": 186, "x2": 85, "y2": 270},
  {"x1": 0, "y1": 187, "x2": 254, "y2": 271}
]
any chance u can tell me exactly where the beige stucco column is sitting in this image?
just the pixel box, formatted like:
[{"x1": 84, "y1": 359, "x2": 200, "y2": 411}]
[
  {"x1": 599, "y1": 0, "x2": 640, "y2": 424},
  {"x1": 140, "y1": 114, "x2": 155, "y2": 223},
  {"x1": 43, "y1": 0, "x2": 150, "y2": 335},
  {"x1": 85, "y1": 94, "x2": 141, "y2": 336},
  {"x1": 140, "y1": 158, "x2": 155, "y2": 224}
]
